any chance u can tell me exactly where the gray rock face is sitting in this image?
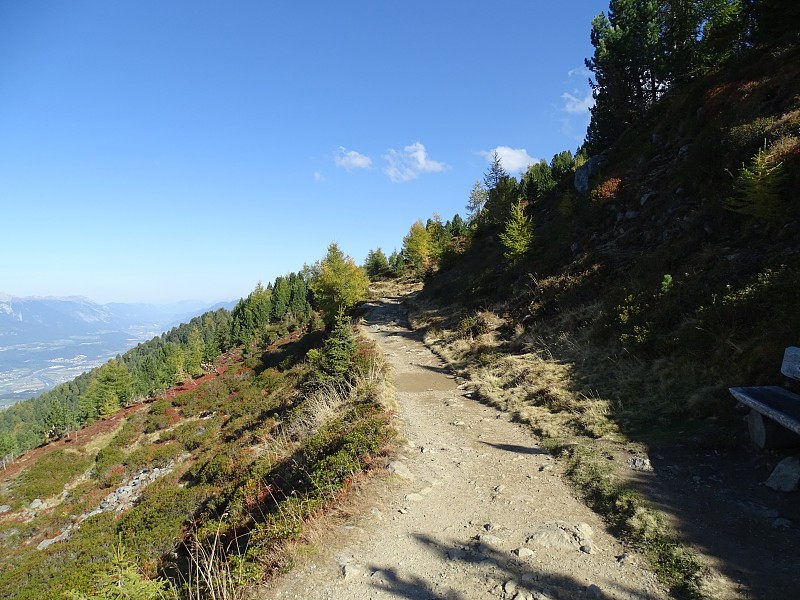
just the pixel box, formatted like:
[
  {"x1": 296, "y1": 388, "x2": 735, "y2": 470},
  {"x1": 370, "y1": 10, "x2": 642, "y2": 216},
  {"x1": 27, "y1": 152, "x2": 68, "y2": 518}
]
[
  {"x1": 574, "y1": 155, "x2": 606, "y2": 194},
  {"x1": 35, "y1": 461, "x2": 179, "y2": 551},
  {"x1": 629, "y1": 456, "x2": 654, "y2": 472},
  {"x1": 765, "y1": 456, "x2": 800, "y2": 492}
]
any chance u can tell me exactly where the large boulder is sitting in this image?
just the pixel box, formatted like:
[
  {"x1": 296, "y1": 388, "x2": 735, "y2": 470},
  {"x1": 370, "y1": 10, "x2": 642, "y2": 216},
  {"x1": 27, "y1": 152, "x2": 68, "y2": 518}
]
[{"x1": 573, "y1": 154, "x2": 607, "y2": 194}]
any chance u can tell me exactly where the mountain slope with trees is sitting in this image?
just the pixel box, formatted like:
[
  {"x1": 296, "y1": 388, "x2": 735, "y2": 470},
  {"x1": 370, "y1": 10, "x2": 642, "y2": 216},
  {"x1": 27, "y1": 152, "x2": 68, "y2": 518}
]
[{"x1": 0, "y1": 244, "x2": 399, "y2": 600}]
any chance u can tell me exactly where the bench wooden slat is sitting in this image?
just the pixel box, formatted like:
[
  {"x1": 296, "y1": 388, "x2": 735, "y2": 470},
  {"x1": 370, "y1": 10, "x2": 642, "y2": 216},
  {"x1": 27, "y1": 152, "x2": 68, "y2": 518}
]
[
  {"x1": 729, "y1": 385, "x2": 800, "y2": 436},
  {"x1": 780, "y1": 346, "x2": 800, "y2": 381}
]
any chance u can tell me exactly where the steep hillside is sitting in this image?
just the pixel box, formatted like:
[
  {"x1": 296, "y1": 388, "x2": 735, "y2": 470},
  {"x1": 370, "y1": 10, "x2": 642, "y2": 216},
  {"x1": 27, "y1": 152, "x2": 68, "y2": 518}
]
[
  {"x1": 0, "y1": 322, "x2": 395, "y2": 599},
  {"x1": 423, "y1": 37, "x2": 800, "y2": 431},
  {"x1": 408, "y1": 37, "x2": 800, "y2": 599}
]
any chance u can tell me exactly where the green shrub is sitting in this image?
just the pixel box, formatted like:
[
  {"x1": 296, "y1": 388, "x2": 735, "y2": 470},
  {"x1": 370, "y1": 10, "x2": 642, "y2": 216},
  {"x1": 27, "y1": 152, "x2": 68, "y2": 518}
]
[
  {"x1": 123, "y1": 442, "x2": 182, "y2": 473},
  {"x1": 723, "y1": 139, "x2": 787, "y2": 220},
  {"x1": 93, "y1": 446, "x2": 126, "y2": 486},
  {"x1": 118, "y1": 478, "x2": 211, "y2": 571},
  {"x1": 108, "y1": 413, "x2": 145, "y2": 450},
  {"x1": 12, "y1": 450, "x2": 92, "y2": 505}
]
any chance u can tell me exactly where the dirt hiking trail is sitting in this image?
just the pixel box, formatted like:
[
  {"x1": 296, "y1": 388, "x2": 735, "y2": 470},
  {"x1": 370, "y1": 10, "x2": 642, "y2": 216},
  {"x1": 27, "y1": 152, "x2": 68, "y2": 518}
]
[{"x1": 262, "y1": 297, "x2": 666, "y2": 600}]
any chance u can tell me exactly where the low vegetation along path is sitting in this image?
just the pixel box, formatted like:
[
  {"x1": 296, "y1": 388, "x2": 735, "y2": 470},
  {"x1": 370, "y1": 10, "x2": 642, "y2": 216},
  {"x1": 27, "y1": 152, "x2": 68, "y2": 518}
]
[{"x1": 263, "y1": 297, "x2": 667, "y2": 600}]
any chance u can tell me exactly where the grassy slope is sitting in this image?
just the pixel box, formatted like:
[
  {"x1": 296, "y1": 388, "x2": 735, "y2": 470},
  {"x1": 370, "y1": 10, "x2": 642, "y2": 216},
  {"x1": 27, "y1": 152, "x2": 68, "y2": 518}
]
[
  {"x1": 0, "y1": 325, "x2": 396, "y2": 599},
  {"x1": 410, "y1": 39, "x2": 800, "y2": 598}
]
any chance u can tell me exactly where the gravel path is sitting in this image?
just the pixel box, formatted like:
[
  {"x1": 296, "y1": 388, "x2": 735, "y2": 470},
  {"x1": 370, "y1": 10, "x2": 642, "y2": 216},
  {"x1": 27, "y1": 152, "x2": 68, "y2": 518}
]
[{"x1": 261, "y1": 298, "x2": 667, "y2": 600}]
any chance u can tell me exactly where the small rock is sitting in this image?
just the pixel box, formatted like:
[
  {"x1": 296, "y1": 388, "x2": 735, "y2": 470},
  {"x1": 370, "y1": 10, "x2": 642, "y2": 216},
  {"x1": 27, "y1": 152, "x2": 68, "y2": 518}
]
[
  {"x1": 765, "y1": 456, "x2": 800, "y2": 492},
  {"x1": 447, "y1": 548, "x2": 466, "y2": 560},
  {"x1": 387, "y1": 460, "x2": 415, "y2": 481},
  {"x1": 341, "y1": 563, "x2": 363, "y2": 580},
  {"x1": 628, "y1": 456, "x2": 654, "y2": 472},
  {"x1": 0, "y1": 505, "x2": 11, "y2": 514},
  {"x1": 478, "y1": 533, "x2": 502, "y2": 545},
  {"x1": 504, "y1": 580, "x2": 518, "y2": 596},
  {"x1": 586, "y1": 583, "x2": 603, "y2": 598},
  {"x1": 580, "y1": 544, "x2": 595, "y2": 555},
  {"x1": 772, "y1": 517, "x2": 792, "y2": 529},
  {"x1": 29, "y1": 499, "x2": 44, "y2": 510},
  {"x1": 513, "y1": 547, "x2": 534, "y2": 558}
]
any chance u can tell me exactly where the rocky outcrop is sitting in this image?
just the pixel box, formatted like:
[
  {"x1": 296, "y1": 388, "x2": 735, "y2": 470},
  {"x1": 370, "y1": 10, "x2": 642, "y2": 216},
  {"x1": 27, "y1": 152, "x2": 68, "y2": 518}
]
[{"x1": 36, "y1": 461, "x2": 180, "y2": 551}]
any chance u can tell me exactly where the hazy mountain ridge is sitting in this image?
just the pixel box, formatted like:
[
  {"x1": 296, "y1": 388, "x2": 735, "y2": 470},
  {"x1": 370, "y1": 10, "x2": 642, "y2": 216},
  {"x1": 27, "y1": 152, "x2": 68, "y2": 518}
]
[
  {"x1": 0, "y1": 294, "x2": 237, "y2": 406},
  {"x1": 0, "y1": 294, "x2": 232, "y2": 341}
]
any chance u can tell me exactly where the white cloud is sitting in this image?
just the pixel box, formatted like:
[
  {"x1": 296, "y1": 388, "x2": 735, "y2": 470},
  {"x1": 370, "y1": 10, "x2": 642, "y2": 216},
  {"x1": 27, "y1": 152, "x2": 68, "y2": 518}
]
[
  {"x1": 334, "y1": 146, "x2": 372, "y2": 170},
  {"x1": 383, "y1": 142, "x2": 447, "y2": 182},
  {"x1": 561, "y1": 90, "x2": 594, "y2": 114},
  {"x1": 313, "y1": 171, "x2": 326, "y2": 183},
  {"x1": 481, "y1": 146, "x2": 538, "y2": 174}
]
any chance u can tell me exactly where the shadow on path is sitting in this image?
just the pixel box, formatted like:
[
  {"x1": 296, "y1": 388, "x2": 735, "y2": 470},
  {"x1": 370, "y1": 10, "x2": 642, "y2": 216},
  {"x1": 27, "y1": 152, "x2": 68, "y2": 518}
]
[
  {"x1": 479, "y1": 441, "x2": 546, "y2": 455},
  {"x1": 363, "y1": 533, "x2": 664, "y2": 600}
]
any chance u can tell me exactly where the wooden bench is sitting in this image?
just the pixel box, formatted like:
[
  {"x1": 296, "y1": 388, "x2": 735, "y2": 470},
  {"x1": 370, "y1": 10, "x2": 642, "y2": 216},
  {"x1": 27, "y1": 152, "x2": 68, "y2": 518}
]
[{"x1": 729, "y1": 347, "x2": 800, "y2": 449}]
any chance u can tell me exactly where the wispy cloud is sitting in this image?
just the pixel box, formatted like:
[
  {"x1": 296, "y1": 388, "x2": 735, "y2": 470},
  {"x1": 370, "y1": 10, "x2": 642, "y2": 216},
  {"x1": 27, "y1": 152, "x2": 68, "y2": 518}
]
[
  {"x1": 561, "y1": 90, "x2": 594, "y2": 114},
  {"x1": 313, "y1": 171, "x2": 326, "y2": 183},
  {"x1": 383, "y1": 142, "x2": 447, "y2": 182},
  {"x1": 557, "y1": 66, "x2": 595, "y2": 142},
  {"x1": 334, "y1": 146, "x2": 372, "y2": 170},
  {"x1": 567, "y1": 66, "x2": 592, "y2": 79},
  {"x1": 480, "y1": 146, "x2": 539, "y2": 174}
]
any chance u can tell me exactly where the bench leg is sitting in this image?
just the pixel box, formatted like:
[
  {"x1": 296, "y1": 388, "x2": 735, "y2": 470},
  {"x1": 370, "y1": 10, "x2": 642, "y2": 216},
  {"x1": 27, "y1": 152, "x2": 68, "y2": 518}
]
[{"x1": 747, "y1": 410, "x2": 800, "y2": 449}]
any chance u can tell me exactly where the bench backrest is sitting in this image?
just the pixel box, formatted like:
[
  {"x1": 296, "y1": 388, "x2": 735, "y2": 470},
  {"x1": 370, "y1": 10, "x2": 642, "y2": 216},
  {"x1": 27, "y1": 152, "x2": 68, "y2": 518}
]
[{"x1": 781, "y1": 347, "x2": 800, "y2": 381}]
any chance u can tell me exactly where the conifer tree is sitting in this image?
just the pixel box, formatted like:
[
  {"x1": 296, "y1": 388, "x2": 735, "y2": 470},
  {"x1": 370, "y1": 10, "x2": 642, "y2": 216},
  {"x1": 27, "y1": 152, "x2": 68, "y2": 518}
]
[{"x1": 499, "y1": 199, "x2": 534, "y2": 264}]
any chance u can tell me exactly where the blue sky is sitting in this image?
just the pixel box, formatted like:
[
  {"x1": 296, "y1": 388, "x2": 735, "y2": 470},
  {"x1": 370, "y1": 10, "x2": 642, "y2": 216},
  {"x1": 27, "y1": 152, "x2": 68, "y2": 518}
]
[{"x1": 1, "y1": 1, "x2": 607, "y2": 304}]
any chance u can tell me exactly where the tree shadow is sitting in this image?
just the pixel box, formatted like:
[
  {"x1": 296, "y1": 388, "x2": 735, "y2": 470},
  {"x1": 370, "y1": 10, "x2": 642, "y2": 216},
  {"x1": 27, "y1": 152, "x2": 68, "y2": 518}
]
[
  {"x1": 361, "y1": 532, "x2": 664, "y2": 600},
  {"x1": 479, "y1": 441, "x2": 546, "y2": 455}
]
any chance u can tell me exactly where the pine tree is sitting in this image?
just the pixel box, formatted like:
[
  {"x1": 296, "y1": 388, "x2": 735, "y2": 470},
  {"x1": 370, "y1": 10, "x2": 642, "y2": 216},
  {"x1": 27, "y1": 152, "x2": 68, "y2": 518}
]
[
  {"x1": 499, "y1": 200, "x2": 534, "y2": 264},
  {"x1": 483, "y1": 151, "x2": 507, "y2": 190},
  {"x1": 365, "y1": 248, "x2": 391, "y2": 279}
]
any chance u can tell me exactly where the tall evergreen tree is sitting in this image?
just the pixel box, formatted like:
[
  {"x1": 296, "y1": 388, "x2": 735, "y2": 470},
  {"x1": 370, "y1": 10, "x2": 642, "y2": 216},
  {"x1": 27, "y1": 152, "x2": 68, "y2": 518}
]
[{"x1": 483, "y1": 151, "x2": 507, "y2": 191}]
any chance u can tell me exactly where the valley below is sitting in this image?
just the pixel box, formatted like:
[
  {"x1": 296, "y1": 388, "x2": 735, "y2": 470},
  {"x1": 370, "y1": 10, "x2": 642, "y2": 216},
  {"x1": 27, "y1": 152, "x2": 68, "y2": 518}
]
[{"x1": 0, "y1": 328, "x2": 161, "y2": 407}]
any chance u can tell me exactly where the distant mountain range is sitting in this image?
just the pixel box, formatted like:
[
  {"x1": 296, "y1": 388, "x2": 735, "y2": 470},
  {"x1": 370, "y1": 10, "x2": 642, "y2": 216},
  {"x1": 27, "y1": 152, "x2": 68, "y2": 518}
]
[{"x1": 0, "y1": 293, "x2": 237, "y2": 406}]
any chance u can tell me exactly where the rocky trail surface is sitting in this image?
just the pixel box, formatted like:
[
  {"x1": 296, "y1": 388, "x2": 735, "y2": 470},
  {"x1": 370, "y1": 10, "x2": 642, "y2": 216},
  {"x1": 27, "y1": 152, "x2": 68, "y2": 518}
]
[{"x1": 261, "y1": 298, "x2": 666, "y2": 600}]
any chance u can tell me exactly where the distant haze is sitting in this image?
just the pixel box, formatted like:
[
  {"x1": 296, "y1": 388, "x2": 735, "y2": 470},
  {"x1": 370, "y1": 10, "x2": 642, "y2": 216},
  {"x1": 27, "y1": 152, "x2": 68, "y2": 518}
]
[{"x1": 0, "y1": 293, "x2": 236, "y2": 406}]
